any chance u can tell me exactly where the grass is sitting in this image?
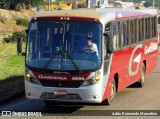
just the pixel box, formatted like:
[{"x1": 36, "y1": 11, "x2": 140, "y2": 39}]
[
  {"x1": 0, "y1": 42, "x2": 25, "y2": 80},
  {"x1": 0, "y1": 33, "x2": 25, "y2": 102}
]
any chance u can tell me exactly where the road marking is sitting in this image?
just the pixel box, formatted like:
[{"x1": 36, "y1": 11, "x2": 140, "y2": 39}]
[{"x1": 1, "y1": 100, "x2": 29, "y2": 110}]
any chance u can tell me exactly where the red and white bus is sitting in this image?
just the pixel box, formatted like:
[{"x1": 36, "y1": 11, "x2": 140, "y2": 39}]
[{"x1": 24, "y1": 7, "x2": 158, "y2": 105}]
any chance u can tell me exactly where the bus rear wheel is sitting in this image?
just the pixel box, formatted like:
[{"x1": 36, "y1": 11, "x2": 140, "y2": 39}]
[
  {"x1": 103, "y1": 79, "x2": 116, "y2": 105},
  {"x1": 138, "y1": 63, "x2": 146, "y2": 87}
]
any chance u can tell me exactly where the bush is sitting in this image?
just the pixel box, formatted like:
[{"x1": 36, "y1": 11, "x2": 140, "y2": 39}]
[
  {"x1": 3, "y1": 37, "x2": 10, "y2": 43},
  {"x1": 16, "y1": 18, "x2": 29, "y2": 27},
  {"x1": 78, "y1": 2, "x2": 86, "y2": 8},
  {"x1": 3, "y1": 31, "x2": 26, "y2": 43}
]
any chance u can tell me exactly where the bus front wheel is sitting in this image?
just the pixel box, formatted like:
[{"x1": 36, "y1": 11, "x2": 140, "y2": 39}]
[{"x1": 103, "y1": 79, "x2": 116, "y2": 105}]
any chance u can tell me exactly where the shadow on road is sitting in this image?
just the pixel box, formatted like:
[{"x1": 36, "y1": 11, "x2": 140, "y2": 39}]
[
  {"x1": 37, "y1": 101, "x2": 108, "y2": 115},
  {"x1": 0, "y1": 75, "x2": 24, "y2": 104},
  {"x1": 43, "y1": 104, "x2": 83, "y2": 115},
  {"x1": 41, "y1": 102, "x2": 108, "y2": 115}
]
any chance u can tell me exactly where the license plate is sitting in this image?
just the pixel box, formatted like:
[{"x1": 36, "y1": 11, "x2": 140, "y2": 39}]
[{"x1": 53, "y1": 90, "x2": 67, "y2": 95}]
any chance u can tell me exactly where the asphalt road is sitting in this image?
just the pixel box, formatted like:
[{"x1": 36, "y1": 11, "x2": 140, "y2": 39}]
[{"x1": 0, "y1": 46, "x2": 160, "y2": 118}]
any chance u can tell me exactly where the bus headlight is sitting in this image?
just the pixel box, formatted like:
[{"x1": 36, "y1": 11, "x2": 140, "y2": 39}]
[
  {"x1": 81, "y1": 75, "x2": 100, "y2": 86},
  {"x1": 25, "y1": 73, "x2": 41, "y2": 85},
  {"x1": 30, "y1": 77, "x2": 41, "y2": 84},
  {"x1": 25, "y1": 73, "x2": 31, "y2": 81}
]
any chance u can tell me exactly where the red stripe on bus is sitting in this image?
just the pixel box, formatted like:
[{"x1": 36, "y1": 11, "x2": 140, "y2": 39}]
[
  {"x1": 32, "y1": 71, "x2": 91, "y2": 82},
  {"x1": 34, "y1": 16, "x2": 99, "y2": 22}
]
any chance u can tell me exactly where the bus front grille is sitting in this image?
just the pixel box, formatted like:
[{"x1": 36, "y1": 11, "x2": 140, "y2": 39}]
[
  {"x1": 40, "y1": 92, "x2": 82, "y2": 101},
  {"x1": 39, "y1": 80, "x2": 83, "y2": 88}
]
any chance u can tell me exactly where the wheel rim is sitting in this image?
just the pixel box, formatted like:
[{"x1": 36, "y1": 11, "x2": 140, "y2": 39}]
[
  {"x1": 110, "y1": 83, "x2": 115, "y2": 100},
  {"x1": 141, "y1": 66, "x2": 145, "y2": 84}
]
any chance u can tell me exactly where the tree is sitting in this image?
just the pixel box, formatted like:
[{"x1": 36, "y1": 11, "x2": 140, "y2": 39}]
[
  {"x1": 0, "y1": 0, "x2": 6, "y2": 8},
  {"x1": 29, "y1": 0, "x2": 45, "y2": 7},
  {"x1": 1, "y1": 0, "x2": 45, "y2": 10},
  {"x1": 134, "y1": 0, "x2": 160, "y2": 8},
  {"x1": 5, "y1": 0, "x2": 23, "y2": 10}
]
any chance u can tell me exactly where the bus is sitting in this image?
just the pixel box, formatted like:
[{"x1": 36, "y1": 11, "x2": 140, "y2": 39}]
[{"x1": 24, "y1": 7, "x2": 159, "y2": 105}]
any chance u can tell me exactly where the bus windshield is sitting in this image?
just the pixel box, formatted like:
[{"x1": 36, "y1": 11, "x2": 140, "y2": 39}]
[{"x1": 26, "y1": 21, "x2": 102, "y2": 71}]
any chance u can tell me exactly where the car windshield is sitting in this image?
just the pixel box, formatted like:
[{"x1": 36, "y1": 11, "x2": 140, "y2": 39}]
[{"x1": 26, "y1": 21, "x2": 102, "y2": 71}]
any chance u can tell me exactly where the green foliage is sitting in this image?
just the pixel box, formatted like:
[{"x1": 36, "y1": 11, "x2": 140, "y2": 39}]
[
  {"x1": 3, "y1": 31, "x2": 26, "y2": 43},
  {"x1": 0, "y1": 36, "x2": 25, "y2": 80},
  {"x1": 78, "y1": 2, "x2": 86, "y2": 8},
  {"x1": 0, "y1": 54, "x2": 25, "y2": 80},
  {"x1": 29, "y1": 0, "x2": 45, "y2": 7},
  {"x1": 3, "y1": 37, "x2": 11, "y2": 43},
  {"x1": 0, "y1": 0, "x2": 45, "y2": 10},
  {"x1": 16, "y1": 18, "x2": 29, "y2": 27},
  {"x1": 134, "y1": 0, "x2": 160, "y2": 8}
]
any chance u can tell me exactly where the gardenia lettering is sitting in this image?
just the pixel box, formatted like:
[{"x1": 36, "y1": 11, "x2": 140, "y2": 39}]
[
  {"x1": 38, "y1": 75, "x2": 67, "y2": 80},
  {"x1": 144, "y1": 43, "x2": 158, "y2": 54}
]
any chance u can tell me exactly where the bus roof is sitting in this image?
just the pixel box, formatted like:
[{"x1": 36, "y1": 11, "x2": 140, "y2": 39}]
[{"x1": 32, "y1": 8, "x2": 158, "y2": 23}]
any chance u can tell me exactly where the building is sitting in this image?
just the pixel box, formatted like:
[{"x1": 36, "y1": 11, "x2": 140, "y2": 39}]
[{"x1": 90, "y1": 0, "x2": 108, "y2": 8}]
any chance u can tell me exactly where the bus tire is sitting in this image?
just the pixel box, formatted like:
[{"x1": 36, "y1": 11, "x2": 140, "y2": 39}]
[
  {"x1": 102, "y1": 79, "x2": 116, "y2": 105},
  {"x1": 138, "y1": 63, "x2": 146, "y2": 87}
]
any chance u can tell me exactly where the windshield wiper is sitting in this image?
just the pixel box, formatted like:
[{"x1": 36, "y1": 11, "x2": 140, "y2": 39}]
[
  {"x1": 42, "y1": 49, "x2": 61, "y2": 72},
  {"x1": 42, "y1": 49, "x2": 82, "y2": 73},
  {"x1": 64, "y1": 50, "x2": 82, "y2": 73}
]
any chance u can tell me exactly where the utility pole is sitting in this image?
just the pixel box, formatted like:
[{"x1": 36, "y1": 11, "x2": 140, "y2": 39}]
[
  {"x1": 73, "y1": 0, "x2": 77, "y2": 9},
  {"x1": 48, "y1": 0, "x2": 51, "y2": 11},
  {"x1": 86, "y1": 0, "x2": 90, "y2": 8},
  {"x1": 153, "y1": 0, "x2": 155, "y2": 8},
  {"x1": 98, "y1": 0, "x2": 100, "y2": 8}
]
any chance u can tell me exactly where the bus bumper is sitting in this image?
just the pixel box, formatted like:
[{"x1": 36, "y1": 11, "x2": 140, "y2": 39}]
[{"x1": 25, "y1": 80, "x2": 103, "y2": 103}]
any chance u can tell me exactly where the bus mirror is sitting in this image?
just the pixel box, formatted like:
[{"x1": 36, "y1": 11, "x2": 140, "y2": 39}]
[
  {"x1": 22, "y1": 52, "x2": 26, "y2": 56},
  {"x1": 104, "y1": 33, "x2": 114, "y2": 53},
  {"x1": 107, "y1": 38, "x2": 114, "y2": 53},
  {"x1": 25, "y1": 29, "x2": 28, "y2": 34},
  {"x1": 17, "y1": 29, "x2": 28, "y2": 55},
  {"x1": 103, "y1": 33, "x2": 108, "y2": 36},
  {"x1": 17, "y1": 37, "x2": 22, "y2": 55}
]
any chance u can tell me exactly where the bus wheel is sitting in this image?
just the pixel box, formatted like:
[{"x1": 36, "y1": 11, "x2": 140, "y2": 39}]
[
  {"x1": 138, "y1": 63, "x2": 146, "y2": 87},
  {"x1": 103, "y1": 80, "x2": 116, "y2": 105}
]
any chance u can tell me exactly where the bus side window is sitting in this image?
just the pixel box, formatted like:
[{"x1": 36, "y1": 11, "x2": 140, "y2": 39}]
[
  {"x1": 150, "y1": 17, "x2": 153, "y2": 39},
  {"x1": 122, "y1": 21, "x2": 128, "y2": 46},
  {"x1": 138, "y1": 19, "x2": 143, "y2": 42},
  {"x1": 151, "y1": 17, "x2": 156, "y2": 38},
  {"x1": 146, "y1": 18, "x2": 150, "y2": 39},
  {"x1": 154, "y1": 16, "x2": 158, "y2": 37},
  {"x1": 104, "y1": 23, "x2": 111, "y2": 60},
  {"x1": 142, "y1": 18, "x2": 146, "y2": 41},
  {"x1": 112, "y1": 22, "x2": 121, "y2": 49},
  {"x1": 131, "y1": 20, "x2": 136, "y2": 44}
]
